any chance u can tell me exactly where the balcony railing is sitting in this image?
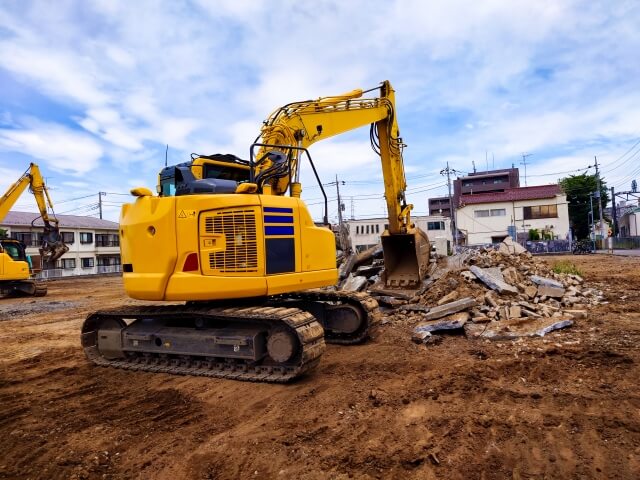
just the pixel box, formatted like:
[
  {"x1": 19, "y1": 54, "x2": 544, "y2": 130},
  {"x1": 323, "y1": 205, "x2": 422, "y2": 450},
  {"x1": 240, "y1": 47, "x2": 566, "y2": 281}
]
[
  {"x1": 97, "y1": 265, "x2": 122, "y2": 274},
  {"x1": 96, "y1": 240, "x2": 120, "y2": 247}
]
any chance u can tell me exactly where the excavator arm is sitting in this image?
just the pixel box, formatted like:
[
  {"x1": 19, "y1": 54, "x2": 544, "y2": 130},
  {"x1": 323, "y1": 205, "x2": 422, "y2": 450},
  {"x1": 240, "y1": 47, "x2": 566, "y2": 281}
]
[
  {"x1": 0, "y1": 163, "x2": 68, "y2": 263},
  {"x1": 254, "y1": 80, "x2": 429, "y2": 287}
]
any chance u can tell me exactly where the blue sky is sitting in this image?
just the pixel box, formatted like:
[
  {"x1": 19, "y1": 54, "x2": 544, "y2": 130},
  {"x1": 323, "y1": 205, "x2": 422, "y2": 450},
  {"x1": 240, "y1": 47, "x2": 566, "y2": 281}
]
[{"x1": 1, "y1": 0, "x2": 639, "y2": 222}]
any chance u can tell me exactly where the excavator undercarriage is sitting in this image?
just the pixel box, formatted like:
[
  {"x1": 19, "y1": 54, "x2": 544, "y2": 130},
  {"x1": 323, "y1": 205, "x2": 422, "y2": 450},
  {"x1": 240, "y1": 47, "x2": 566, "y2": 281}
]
[{"x1": 81, "y1": 291, "x2": 378, "y2": 382}]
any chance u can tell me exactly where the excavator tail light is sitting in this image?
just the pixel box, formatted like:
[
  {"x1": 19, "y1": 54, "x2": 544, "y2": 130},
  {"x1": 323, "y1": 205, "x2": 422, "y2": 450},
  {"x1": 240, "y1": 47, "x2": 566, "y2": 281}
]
[{"x1": 183, "y1": 253, "x2": 199, "y2": 272}]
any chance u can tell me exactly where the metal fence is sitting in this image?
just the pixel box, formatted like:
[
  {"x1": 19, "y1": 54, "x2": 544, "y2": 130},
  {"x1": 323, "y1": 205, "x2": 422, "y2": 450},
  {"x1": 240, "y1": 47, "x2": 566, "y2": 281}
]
[
  {"x1": 35, "y1": 265, "x2": 121, "y2": 279},
  {"x1": 523, "y1": 240, "x2": 571, "y2": 254},
  {"x1": 612, "y1": 236, "x2": 640, "y2": 249}
]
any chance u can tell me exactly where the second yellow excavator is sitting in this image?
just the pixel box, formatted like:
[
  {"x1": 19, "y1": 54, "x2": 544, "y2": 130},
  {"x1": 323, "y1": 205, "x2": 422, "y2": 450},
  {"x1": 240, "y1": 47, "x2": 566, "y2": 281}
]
[
  {"x1": 82, "y1": 81, "x2": 429, "y2": 382},
  {"x1": 0, "y1": 163, "x2": 69, "y2": 297}
]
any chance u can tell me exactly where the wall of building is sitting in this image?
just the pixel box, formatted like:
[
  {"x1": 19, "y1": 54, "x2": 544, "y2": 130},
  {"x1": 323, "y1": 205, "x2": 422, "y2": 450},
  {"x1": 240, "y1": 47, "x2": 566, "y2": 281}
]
[
  {"x1": 456, "y1": 195, "x2": 569, "y2": 245},
  {"x1": 619, "y1": 210, "x2": 640, "y2": 237},
  {"x1": 346, "y1": 215, "x2": 452, "y2": 254}
]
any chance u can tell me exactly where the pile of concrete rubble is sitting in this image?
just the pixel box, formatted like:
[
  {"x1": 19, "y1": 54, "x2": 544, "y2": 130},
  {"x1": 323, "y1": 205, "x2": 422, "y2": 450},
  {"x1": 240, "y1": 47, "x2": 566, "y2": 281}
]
[{"x1": 344, "y1": 237, "x2": 602, "y2": 343}]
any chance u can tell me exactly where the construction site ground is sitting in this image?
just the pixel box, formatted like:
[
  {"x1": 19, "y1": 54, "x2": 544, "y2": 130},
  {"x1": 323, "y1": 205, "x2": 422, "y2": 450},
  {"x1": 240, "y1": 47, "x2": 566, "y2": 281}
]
[{"x1": 1, "y1": 254, "x2": 639, "y2": 480}]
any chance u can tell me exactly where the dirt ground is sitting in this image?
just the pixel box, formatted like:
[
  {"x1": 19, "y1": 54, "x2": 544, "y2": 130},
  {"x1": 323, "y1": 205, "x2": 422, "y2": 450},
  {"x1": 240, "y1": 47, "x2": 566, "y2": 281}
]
[{"x1": 1, "y1": 254, "x2": 639, "y2": 479}]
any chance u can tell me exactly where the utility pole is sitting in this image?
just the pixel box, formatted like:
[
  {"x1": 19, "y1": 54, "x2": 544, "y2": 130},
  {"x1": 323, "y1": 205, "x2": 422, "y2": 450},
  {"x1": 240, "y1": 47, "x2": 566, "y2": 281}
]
[
  {"x1": 335, "y1": 175, "x2": 344, "y2": 227},
  {"x1": 521, "y1": 153, "x2": 532, "y2": 186},
  {"x1": 98, "y1": 191, "x2": 105, "y2": 219},
  {"x1": 440, "y1": 162, "x2": 457, "y2": 249},
  {"x1": 611, "y1": 187, "x2": 617, "y2": 238},
  {"x1": 589, "y1": 193, "x2": 595, "y2": 242},
  {"x1": 594, "y1": 156, "x2": 606, "y2": 243}
]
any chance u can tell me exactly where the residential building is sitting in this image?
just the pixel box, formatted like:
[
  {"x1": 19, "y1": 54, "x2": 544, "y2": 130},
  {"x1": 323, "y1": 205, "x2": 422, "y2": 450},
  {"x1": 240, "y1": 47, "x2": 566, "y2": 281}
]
[
  {"x1": 619, "y1": 206, "x2": 640, "y2": 237},
  {"x1": 455, "y1": 184, "x2": 569, "y2": 245},
  {"x1": 453, "y1": 167, "x2": 519, "y2": 206},
  {"x1": 428, "y1": 196, "x2": 452, "y2": 217},
  {"x1": 1, "y1": 211, "x2": 121, "y2": 277},
  {"x1": 346, "y1": 215, "x2": 452, "y2": 255}
]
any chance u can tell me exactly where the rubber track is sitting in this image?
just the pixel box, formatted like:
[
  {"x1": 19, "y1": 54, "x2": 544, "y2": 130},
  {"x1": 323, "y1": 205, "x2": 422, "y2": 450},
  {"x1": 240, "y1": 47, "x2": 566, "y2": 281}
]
[
  {"x1": 82, "y1": 305, "x2": 325, "y2": 383},
  {"x1": 276, "y1": 290, "x2": 380, "y2": 344}
]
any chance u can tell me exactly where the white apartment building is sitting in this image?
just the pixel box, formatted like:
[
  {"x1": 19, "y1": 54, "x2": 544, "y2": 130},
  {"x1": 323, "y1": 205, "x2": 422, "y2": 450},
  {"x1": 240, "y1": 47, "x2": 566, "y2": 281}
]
[
  {"x1": 346, "y1": 215, "x2": 452, "y2": 255},
  {"x1": 1, "y1": 211, "x2": 121, "y2": 277},
  {"x1": 455, "y1": 185, "x2": 570, "y2": 245}
]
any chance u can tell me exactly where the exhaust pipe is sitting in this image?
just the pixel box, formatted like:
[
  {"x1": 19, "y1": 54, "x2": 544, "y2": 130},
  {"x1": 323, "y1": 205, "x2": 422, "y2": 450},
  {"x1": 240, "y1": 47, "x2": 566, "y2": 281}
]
[{"x1": 381, "y1": 228, "x2": 430, "y2": 289}]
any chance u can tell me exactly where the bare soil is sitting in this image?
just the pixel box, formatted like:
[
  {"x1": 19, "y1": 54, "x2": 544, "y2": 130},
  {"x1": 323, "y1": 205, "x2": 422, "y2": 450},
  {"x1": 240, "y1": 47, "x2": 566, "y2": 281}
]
[{"x1": 1, "y1": 254, "x2": 639, "y2": 479}]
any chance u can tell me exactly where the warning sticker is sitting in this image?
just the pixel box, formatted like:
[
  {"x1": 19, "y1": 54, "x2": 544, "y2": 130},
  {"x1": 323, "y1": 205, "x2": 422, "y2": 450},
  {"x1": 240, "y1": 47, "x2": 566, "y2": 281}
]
[{"x1": 178, "y1": 210, "x2": 196, "y2": 219}]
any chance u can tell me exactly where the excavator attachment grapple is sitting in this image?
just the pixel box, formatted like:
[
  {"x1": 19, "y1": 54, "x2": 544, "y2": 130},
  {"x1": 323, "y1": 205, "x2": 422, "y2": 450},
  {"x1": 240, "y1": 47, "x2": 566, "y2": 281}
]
[
  {"x1": 40, "y1": 226, "x2": 69, "y2": 263},
  {"x1": 381, "y1": 228, "x2": 431, "y2": 289}
]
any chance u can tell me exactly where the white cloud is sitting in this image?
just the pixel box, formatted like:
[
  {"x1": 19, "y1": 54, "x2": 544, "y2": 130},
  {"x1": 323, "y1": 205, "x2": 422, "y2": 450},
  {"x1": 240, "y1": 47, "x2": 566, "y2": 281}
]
[{"x1": 0, "y1": 121, "x2": 103, "y2": 174}]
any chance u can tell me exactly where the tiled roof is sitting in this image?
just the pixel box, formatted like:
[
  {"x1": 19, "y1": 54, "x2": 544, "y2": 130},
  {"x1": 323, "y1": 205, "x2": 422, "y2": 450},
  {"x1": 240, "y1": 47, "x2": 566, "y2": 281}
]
[
  {"x1": 1, "y1": 211, "x2": 119, "y2": 230},
  {"x1": 458, "y1": 184, "x2": 562, "y2": 206}
]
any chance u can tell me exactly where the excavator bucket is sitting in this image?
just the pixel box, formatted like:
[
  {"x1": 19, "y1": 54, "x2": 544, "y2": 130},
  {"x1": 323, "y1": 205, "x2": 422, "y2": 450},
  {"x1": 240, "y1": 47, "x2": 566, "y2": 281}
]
[{"x1": 381, "y1": 228, "x2": 431, "y2": 289}]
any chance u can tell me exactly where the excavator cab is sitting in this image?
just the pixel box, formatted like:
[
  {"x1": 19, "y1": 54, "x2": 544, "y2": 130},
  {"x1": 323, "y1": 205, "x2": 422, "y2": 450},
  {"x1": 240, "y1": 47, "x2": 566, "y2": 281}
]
[{"x1": 158, "y1": 154, "x2": 251, "y2": 197}]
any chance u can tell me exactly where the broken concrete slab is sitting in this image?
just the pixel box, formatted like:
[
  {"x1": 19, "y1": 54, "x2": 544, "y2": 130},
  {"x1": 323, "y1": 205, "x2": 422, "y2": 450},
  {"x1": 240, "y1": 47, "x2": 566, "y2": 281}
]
[
  {"x1": 522, "y1": 308, "x2": 542, "y2": 319},
  {"x1": 498, "y1": 236, "x2": 527, "y2": 255},
  {"x1": 375, "y1": 296, "x2": 406, "y2": 307},
  {"x1": 537, "y1": 285, "x2": 565, "y2": 298},
  {"x1": 412, "y1": 330, "x2": 433, "y2": 343},
  {"x1": 338, "y1": 253, "x2": 357, "y2": 280},
  {"x1": 415, "y1": 312, "x2": 469, "y2": 333},
  {"x1": 471, "y1": 314, "x2": 490, "y2": 323},
  {"x1": 342, "y1": 275, "x2": 368, "y2": 292},
  {"x1": 423, "y1": 297, "x2": 477, "y2": 320},
  {"x1": 437, "y1": 290, "x2": 460, "y2": 306},
  {"x1": 399, "y1": 304, "x2": 430, "y2": 313},
  {"x1": 465, "y1": 317, "x2": 574, "y2": 340},
  {"x1": 524, "y1": 285, "x2": 538, "y2": 299},
  {"x1": 564, "y1": 309, "x2": 587, "y2": 319},
  {"x1": 530, "y1": 275, "x2": 564, "y2": 289},
  {"x1": 502, "y1": 266, "x2": 519, "y2": 285},
  {"x1": 355, "y1": 265, "x2": 383, "y2": 278},
  {"x1": 470, "y1": 266, "x2": 519, "y2": 295},
  {"x1": 509, "y1": 305, "x2": 522, "y2": 319},
  {"x1": 368, "y1": 284, "x2": 415, "y2": 300}
]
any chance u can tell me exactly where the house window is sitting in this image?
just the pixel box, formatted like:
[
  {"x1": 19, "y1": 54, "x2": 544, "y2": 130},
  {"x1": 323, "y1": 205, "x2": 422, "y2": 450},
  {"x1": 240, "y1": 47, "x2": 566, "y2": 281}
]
[
  {"x1": 427, "y1": 221, "x2": 445, "y2": 230},
  {"x1": 95, "y1": 234, "x2": 120, "y2": 247},
  {"x1": 81, "y1": 257, "x2": 94, "y2": 268},
  {"x1": 523, "y1": 204, "x2": 558, "y2": 220},
  {"x1": 490, "y1": 209, "x2": 506, "y2": 216},
  {"x1": 384, "y1": 224, "x2": 389, "y2": 231},
  {"x1": 61, "y1": 258, "x2": 76, "y2": 269},
  {"x1": 375, "y1": 224, "x2": 380, "y2": 234},
  {"x1": 62, "y1": 232, "x2": 75, "y2": 244},
  {"x1": 80, "y1": 232, "x2": 93, "y2": 244},
  {"x1": 11, "y1": 232, "x2": 42, "y2": 247},
  {"x1": 474, "y1": 210, "x2": 490, "y2": 218},
  {"x1": 366, "y1": 225, "x2": 369, "y2": 234}
]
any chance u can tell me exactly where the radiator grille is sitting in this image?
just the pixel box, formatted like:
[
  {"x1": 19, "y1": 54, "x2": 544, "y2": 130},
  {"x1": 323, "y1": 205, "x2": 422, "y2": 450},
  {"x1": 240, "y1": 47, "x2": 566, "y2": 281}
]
[{"x1": 205, "y1": 209, "x2": 258, "y2": 272}]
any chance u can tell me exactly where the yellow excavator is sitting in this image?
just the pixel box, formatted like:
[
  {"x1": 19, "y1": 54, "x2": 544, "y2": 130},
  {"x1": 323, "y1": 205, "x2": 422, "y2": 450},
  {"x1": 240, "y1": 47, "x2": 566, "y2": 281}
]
[
  {"x1": 0, "y1": 163, "x2": 69, "y2": 297},
  {"x1": 82, "y1": 80, "x2": 429, "y2": 382}
]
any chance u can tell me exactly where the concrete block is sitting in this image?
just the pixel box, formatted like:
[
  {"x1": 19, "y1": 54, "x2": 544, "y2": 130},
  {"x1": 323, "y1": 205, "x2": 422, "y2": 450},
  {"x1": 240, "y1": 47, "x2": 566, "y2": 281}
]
[
  {"x1": 437, "y1": 290, "x2": 460, "y2": 306},
  {"x1": 415, "y1": 312, "x2": 470, "y2": 333},
  {"x1": 537, "y1": 285, "x2": 565, "y2": 298},
  {"x1": 423, "y1": 297, "x2": 477, "y2": 320},
  {"x1": 530, "y1": 275, "x2": 564, "y2": 289},
  {"x1": 470, "y1": 266, "x2": 519, "y2": 295}
]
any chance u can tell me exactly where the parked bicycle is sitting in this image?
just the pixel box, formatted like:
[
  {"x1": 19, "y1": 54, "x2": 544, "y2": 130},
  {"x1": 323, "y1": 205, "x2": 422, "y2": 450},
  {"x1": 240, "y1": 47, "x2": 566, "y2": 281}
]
[{"x1": 572, "y1": 239, "x2": 594, "y2": 255}]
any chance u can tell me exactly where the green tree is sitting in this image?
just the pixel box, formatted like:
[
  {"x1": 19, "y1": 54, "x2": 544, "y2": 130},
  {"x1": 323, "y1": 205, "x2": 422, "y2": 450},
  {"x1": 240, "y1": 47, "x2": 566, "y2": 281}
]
[
  {"x1": 559, "y1": 173, "x2": 608, "y2": 240},
  {"x1": 0, "y1": 228, "x2": 7, "y2": 239}
]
